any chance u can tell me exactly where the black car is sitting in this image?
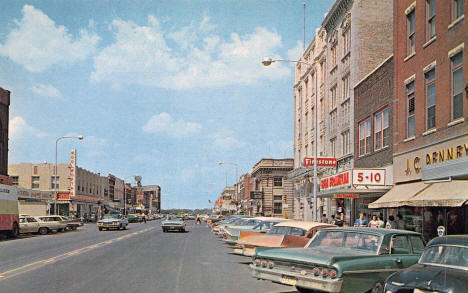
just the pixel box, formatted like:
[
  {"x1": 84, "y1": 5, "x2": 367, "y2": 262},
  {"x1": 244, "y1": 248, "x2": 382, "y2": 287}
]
[{"x1": 385, "y1": 235, "x2": 468, "y2": 293}]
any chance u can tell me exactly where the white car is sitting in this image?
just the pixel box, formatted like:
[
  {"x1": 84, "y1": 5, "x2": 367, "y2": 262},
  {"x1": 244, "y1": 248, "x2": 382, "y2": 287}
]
[
  {"x1": 97, "y1": 214, "x2": 128, "y2": 231},
  {"x1": 19, "y1": 216, "x2": 40, "y2": 234},
  {"x1": 36, "y1": 216, "x2": 68, "y2": 234}
]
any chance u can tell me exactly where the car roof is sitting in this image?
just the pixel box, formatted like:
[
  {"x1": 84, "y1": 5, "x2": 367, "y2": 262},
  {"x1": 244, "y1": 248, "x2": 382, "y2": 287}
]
[
  {"x1": 427, "y1": 235, "x2": 468, "y2": 247},
  {"x1": 274, "y1": 221, "x2": 335, "y2": 230},
  {"x1": 319, "y1": 227, "x2": 422, "y2": 236}
]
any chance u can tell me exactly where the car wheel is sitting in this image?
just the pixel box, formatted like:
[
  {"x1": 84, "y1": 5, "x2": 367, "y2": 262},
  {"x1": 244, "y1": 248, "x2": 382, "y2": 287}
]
[
  {"x1": 38, "y1": 227, "x2": 49, "y2": 235},
  {"x1": 123, "y1": 225, "x2": 127, "y2": 230},
  {"x1": 371, "y1": 282, "x2": 384, "y2": 293},
  {"x1": 72, "y1": 226, "x2": 77, "y2": 230},
  {"x1": 295, "y1": 287, "x2": 317, "y2": 293},
  {"x1": 181, "y1": 228, "x2": 185, "y2": 232},
  {"x1": 8, "y1": 222, "x2": 19, "y2": 238},
  {"x1": 162, "y1": 228, "x2": 166, "y2": 232},
  {"x1": 98, "y1": 227, "x2": 103, "y2": 231}
]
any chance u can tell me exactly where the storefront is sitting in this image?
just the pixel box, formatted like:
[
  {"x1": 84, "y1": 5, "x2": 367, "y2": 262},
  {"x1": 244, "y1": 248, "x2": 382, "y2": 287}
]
[
  {"x1": 370, "y1": 136, "x2": 468, "y2": 241},
  {"x1": 318, "y1": 168, "x2": 392, "y2": 226}
]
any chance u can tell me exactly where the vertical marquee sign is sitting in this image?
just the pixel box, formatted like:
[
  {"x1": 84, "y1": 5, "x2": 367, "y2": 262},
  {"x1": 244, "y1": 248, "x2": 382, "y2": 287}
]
[{"x1": 70, "y1": 149, "x2": 76, "y2": 198}]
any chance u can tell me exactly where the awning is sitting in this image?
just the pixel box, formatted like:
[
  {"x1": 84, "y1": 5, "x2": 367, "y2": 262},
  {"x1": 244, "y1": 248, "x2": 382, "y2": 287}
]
[
  {"x1": 405, "y1": 180, "x2": 468, "y2": 207},
  {"x1": 368, "y1": 181, "x2": 430, "y2": 208}
]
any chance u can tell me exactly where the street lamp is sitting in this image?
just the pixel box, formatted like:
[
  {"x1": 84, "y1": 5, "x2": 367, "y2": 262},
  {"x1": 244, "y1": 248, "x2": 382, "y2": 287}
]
[
  {"x1": 218, "y1": 161, "x2": 239, "y2": 210},
  {"x1": 54, "y1": 135, "x2": 84, "y2": 215},
  {"x1": 262, "y1": 56, "x2": 319, "y2": 221}
]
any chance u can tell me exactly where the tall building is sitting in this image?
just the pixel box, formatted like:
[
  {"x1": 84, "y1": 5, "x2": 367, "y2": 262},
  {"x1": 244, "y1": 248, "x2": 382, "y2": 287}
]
[
  {"x1": 291, "y1": 0, "x2": 393, "y2": 223},
  {"x1": 0, "y1": 87, "x2": 10, "y2": 185},
  {"x1": 251, "y1": 158, "x2": 293, "y2": 218},
  {"x1": 142, "y1": 185, "x2": 161, "y2": 212},
  {"x1": 370, "y1": 0, "x2": 468, "y2": 240}
]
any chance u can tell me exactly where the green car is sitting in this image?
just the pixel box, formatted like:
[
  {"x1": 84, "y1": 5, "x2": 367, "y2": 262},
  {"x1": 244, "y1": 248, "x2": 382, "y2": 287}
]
[{"x1": 250, "y1": 227, "x2": 425, "y2": 293}]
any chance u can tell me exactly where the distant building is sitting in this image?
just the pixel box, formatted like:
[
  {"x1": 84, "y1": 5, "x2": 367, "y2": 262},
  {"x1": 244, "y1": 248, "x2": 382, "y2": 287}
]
[
  {"x1": 142, "y1": 185, "x2": 161, "y2": 213},
  {"x1": 0, "y1": 87, "x2": 10, "y2": 185}
]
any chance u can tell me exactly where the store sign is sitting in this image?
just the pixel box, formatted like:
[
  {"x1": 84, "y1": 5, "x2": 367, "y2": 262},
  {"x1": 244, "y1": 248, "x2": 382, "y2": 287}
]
[
  {"x1": 320, "y1": 171, "x2": 351, "y2": 190},
  {"x1": 303, "y1": 157, "x2": 337, "y2": 167},
  {"x1": 70, "y1": 149, "x2": 76, "y2": 198},
  {"x1": 336, "y1": 194, "x2": 359, "y2": 198},
  {"x1": 57, "y1": 193, "x2": 70, "y2": 200},
  {"x1": 352, "y1": 169, "x2": 386, "y2": 186}
]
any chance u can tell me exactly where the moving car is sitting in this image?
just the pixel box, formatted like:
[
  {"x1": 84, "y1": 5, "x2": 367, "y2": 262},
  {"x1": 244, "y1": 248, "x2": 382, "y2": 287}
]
[
  {"x1": 236, "y1": 221, "x2": 335, "y2": 256},
  {"x1": 36, "y1": 215, "x2": 68, "y2": 233},
  {"x1": 97, "y1": 214, "x2": 128, "y2": 231},
  {"x1": 161, "y1": 215, "x2": 186, "y2": 232},
  {"x1": 385, "y1": 235, "x2": 468, "y2": 293},
  {"x1": 250, "y1": 227, "x2": 425, "y2": 293},
  {"x1": 127, "y1": 214, "x2": 141, "y2": 223},
  {"x1": 19, "y1": 215, "x2": 40, "y2": 234}
]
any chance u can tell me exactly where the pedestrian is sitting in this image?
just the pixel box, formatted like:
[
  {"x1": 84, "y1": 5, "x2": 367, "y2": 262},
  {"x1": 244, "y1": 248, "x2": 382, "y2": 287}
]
[
  {"x1": 377, "y1": 214, "x2": 385, "y2": 228},
  {"x1": 387, "y1": 215, "x2": 397, "y2": 229},
  {"x1": 335, "y1": 214, "x2": 344, "y2": 227},
  {"x1": 354, "y1": 212, "x2": 368, "y2": 227},
  {"x1": 396, "y1": 214, "x2": 406, "y2": 230},
  {"x1": 368, "y1": 215, "x2": 379, "y2": 228},
  {"x1": 321, "y1": 214, "x2": 328, "y2": 223},
  {"x1": 143, "y1": 214, "x2": 147, "y2": 224},
  {"x1": 330, "y1": 215, "x2": 336, "y2": 225}
]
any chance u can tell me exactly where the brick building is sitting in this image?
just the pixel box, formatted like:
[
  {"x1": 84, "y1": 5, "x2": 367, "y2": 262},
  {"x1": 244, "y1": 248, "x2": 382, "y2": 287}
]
[
  {"x1": 0, "y1": 87, "x2": 10, "y2": 184},
  {"x1": 370, "y1": 0, "x2": 468, "y2": 240}
]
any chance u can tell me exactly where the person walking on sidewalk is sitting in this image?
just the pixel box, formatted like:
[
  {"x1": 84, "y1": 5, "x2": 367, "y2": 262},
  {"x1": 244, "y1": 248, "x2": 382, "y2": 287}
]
[{"x1": 143, "y1": 214, "x2": 147, "y2": 224}]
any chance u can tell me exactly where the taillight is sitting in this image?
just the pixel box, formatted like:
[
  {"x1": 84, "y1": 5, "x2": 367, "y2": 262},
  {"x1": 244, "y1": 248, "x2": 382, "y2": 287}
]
[
  {"x1": 254, "y1": 259, "x2": 261, "y2": 266},
  {"x1": 311, "y1": 267, "x2": 319, "y2": 276},
  {"x1": 261, "y1": 260, "x2": 267, "y2": 268},
  {"x1": 328, "y1": 269, "x2": 337, "y2": 278},
  {"x1": 267, "y1": 261, "x2": 274, "y2": 269},
  {"x1": 223, "y1": 233, "x2": 226, "y2": 238},
  {"x1": 321, "y1": 269, "x2": 327, "y2": 277}
]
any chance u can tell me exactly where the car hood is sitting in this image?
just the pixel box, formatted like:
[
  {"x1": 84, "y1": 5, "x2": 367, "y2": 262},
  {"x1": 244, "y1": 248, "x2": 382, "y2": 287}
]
[
  {"x1": 99, "y1": 218, "x2": 120, "y2": 223},
  {"x1": 162, "y1": 221, "x2": 184, "y2": 225},
  {"x1": 387, "y1": 263, "x2": 468, "y2": 292},
  {"x1": 255, "y1": 246, "x2": 375, "y2": 266}
]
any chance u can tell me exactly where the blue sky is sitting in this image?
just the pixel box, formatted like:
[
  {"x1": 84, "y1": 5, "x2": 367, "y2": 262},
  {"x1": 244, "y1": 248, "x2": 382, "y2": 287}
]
[{"x1": 0, "y1": 0, "x2": 334, "y2": 209}]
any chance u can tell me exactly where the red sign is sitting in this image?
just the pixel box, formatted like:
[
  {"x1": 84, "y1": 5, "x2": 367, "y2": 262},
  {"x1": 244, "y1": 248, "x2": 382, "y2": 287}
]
[
  {"x1": 320, "y1": 171, "x2": 351, "y2": 190},
  {"x1": 336, "y1": 194, "x2": 359, "y2": 198},
  {"x1": 303, "y1": 157, "x2": 337, "y2": 167},
  {"x1": 57, "y1": 193, "x2": 70, "y2": 199}
]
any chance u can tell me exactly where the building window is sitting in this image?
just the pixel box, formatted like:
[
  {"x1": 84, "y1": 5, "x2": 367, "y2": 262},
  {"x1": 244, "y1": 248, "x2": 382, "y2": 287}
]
[
  {"x1": 330, "y1": 109, "x2": 337, "y2": 133},
  {"x1": 407, "y1": 9, "x2": 415, "y2": 55},
  {"x1": 274, "y1": 195, "x2": 283, "y2": 201},
  {"x1": 330, "y1": 86, "x2": 337, "y2": 110},
  {"x1": 305, "y1": 79, "x2": 309, "y2": 98},
  {"x1": 320, "y1": 135, "x2": 325, "y2": 155},
  {"x1": 374, "y1": 108, "x2": 389, "y2": 151},
  {"x1": 425, "y1": 69, "x2": 436, "y2": 129},
  {"x1": 342, "y1": 75, "x2": 350, "y2": 101},
  {"x1": 274, "y1": 177, "x2": 283, "y2": 187},
  {"x1": 330, "y1": 137, "x2": 337, "y2": 157},
  {"x1": 453, "y1": 0, "x2": 464, "y2": 20},
  {"x1": 31, "y1": 176, "x2": 40, "y2": 189},
  {"x1": 51, "y1": 176, "x2": 59, "y2": 189},
  {"x1": 273, "y1": 202, "x2": 283, "y2": 214},
  {"x1": 426, "y1": 0, "x2": 436, "y2": 40},
  {"x1": 407, "y1": 81, "x2": 415, "y2": 137},
  {"x1": 341, "y1": 130, "x2": 350, "y2": 155},
  {"x1": 331, "y1": 44, "x2": 337, "y2": 68},
  {"x1": 11, "y1": 176, "x2": 19, "y2": 186},
  {"x1": 342, "y1": 99, "x2": 350, "y2": 123},
  {"x1": 359, "y1": 118, "x2": 371, "y2": 156},
  {"x1": 451, "y1": 52, "x2": 463, "y2": 120},
  {"x1": 343, "y1": 28, "x2": 351, "y2": 55}
]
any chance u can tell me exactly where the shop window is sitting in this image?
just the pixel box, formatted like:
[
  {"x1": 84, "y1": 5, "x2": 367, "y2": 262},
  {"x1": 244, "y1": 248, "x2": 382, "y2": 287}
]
[
  {"x1": 407, "y1": 82, "x2": 415, "y2": 137},
  {"x1": 451, "y1": 52, "x2": 463, "y2": 120},
  {"x1": 374, "y1": 108, "x2": 389, "y2": 151}
]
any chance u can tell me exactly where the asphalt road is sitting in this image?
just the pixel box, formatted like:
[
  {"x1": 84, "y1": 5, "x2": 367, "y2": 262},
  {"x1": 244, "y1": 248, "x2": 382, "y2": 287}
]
[{"x1": 0, "y1": 220, "x2": 294, "y2": 293}]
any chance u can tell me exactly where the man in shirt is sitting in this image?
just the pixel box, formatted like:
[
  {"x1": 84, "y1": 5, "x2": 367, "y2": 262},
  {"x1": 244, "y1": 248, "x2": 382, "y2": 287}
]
[{"x1": 354, "y1": 212, "x2": 368, "y2": 227}]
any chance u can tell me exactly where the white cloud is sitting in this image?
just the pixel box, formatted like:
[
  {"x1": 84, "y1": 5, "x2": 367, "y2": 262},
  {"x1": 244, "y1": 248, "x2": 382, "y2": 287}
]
[
  {"x1": 0, "y1": 5, "x2": 99, "y2": 72},
  {"x1": 286, "y1": 40, "x2": 303, "y2": 61},
  {"x1": 92, "y1": 15, "x2": 291, "y2": 90},
  {"x1": 9, "y1": 116, "x2": 48, "y2": 140},
  {"x1": 209, "y1": 130, "x2": 246, "y2": 150},
  {"x1": 31, "y1": 83, "x2": 63, "y2": 99},
  {"x1": 142, "y1": 112, "x2": 202, "y2": 137}
]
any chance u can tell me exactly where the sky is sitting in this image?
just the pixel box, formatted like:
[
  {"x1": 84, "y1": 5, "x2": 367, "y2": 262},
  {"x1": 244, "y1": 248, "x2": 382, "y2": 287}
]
[{"x1": 0, "y1": 0, "x2": 335, "y2": 209}]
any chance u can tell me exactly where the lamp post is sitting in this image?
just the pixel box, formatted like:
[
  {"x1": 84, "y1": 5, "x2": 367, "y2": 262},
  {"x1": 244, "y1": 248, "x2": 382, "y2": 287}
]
[
  {"x1": 262, "y1": 57, "x2": 319, "y2": 221},
  {"x1": 54, "y1": 135, "x2": 83, "y2": 215},
  {"x1": 218, "y1": 161, "x2": 239, "y2": 212}
]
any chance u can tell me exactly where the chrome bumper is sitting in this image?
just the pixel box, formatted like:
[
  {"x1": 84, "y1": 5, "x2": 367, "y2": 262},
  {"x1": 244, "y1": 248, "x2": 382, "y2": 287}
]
[{"x1": 250, "y1": 265, "x2": 343, "y2": 292}]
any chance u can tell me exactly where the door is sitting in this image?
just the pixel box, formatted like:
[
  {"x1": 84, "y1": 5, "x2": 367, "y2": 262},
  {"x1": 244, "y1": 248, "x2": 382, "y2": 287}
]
[{"x1": 26, "y1": 217, "x2": 40, "y2": 233}]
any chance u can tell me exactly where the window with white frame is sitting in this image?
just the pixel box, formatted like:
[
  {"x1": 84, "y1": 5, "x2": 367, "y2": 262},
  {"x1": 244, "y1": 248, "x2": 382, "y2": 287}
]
[
  {"x1": 330, "y1": 137, "x2": 337, "y2": 158},
  {"x1": 31, "y1": 176, "x2": 40, "y2": 189},
  {"x1": 11, "y1": 176, "x2": 19, "y2": 186},
  {"x1": 425, "y1": 68, "x2": 436, "y2": 129},
  {"x1": 452, "y1": 0, "x2": 464, "y2": 20},
  {"x1": 407, "y1": 81, "x2": 416, "y2": 137},
  {"x1": 273, "y1": 177, "x2": 283, "y2": 187},
  {"x1": 359, "y1": 118, "x2": 371, "y2": 156},
  {"x1": 51, "y1": 176, "x2": 59, "y2": 189},
  {"x1": 407, "y1": 9, "x2": 415, "y2": 55},
  {"x1": 426, "y1": 0, "x2": 436, "y2": 40},
  {"x1": 330, "y1": 109, "x2": 337, "y2": 133},
  {"x1": 331, "y1": 43, "x2": 337, "y2": 68},
  {"x1": 374, "y1": 108, "x2": 389, "y2": 151},
  {"x1": 330, "y1": 86, "x2": 337, "y2": 109},
  {"x1": 320, "y1": 135, "x2": 325, "y2": 155},
  {"x1": 343, "y1": 28, "x2": 351, "y2": 55},
  {"x1": 342, "y1": 99, "x2": 350, "y2": 123},
  {"x1": 451, "y1": 52, "x2": 463, "y2": 120},
  {"x1": 341, "y1": 130, "x2": 350, "y2": 155},
  {"x1": 342, "y1": 74, "x2": 350, "y2": 101}
]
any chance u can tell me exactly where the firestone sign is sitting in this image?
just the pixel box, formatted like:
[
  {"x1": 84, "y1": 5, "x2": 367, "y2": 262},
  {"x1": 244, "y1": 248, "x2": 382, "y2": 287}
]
[{"x1": 303, "y1": 157, "x2": 337, "y2": 167}]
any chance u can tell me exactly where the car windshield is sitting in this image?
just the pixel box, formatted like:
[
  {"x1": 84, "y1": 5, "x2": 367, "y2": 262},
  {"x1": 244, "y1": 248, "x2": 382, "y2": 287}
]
[
  {"x1": 166, "y1": 216, "x2": 178, "y2": 221},
  {"x1": 309, "y1": 231, "x2": 382, "y2": 254},
  {"x1": 103, "y1": 215, "x2": 120, "y2": 220},
  {"x1": 252, "y1": 221, "x2": 274, "y2": 231},
  {"x1": 266, "y1": 226, "x2": 290, "y2": 235},
  {"x1": 419, "y1": 245, "x2": 468, "y2": 269}
]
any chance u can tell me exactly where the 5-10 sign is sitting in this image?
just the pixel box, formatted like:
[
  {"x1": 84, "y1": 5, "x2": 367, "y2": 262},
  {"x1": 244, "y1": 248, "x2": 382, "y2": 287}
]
[{"x1": 352, "y1": 169, "x2": 386, "y2": 186}]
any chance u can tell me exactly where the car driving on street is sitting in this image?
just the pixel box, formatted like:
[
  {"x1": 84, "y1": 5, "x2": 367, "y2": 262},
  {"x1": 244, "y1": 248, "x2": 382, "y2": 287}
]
[
  {"x1": 97, "y1": 214, "x2": 128, "y2": 231},
  {"x1": 161, "y1": 215, "x2": 186, "y2": 232}
]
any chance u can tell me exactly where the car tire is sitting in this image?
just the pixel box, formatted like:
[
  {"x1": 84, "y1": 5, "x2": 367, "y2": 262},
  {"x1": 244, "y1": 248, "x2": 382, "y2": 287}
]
[
  {"x1": 38, "y1": 227, "x2": 49, "y2": 235},
  {"x1": 98, "y1": 227, "x2": 103, "y2": 231},
  {"x1": 295, "y1": 287, "x2": 317, "y2": 293},
  {"x1": 8, "y1": 222, "x2": 19, "y2": 238},
  {"x1": 162, "y1": 228, "x2": 166, "y2": 232},
  {"x1": 371, "y1": 282, "x2": 384, "y2": 293},
  {"x1": 123, "y1": 225, "x2": 127, "y2": 230},
  {"x1": 181, "y1": 228, "x2": 185, "y2": 232}
]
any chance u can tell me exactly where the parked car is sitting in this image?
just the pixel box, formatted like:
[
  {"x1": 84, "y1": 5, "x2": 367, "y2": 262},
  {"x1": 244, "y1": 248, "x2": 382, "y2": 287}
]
[
  {"x1": 58, "y1": 216, "x2": 81, "y2": 231},
  {"x1": 236, "y1": 221, "x2": 335, "y2": 256},
  {"x1": 223, "y1": 217, "x2": 290, "y2": 245},
  {"x1": 385, "y1": 235, "x2": 468, "y2": 293},
  {"x1": 127, "y1": 214, "x2": 141, "y2": 223},
  {"x1": 251, "y1": 227, "x2": 425, "y2": 293},
  {"x1": 36, "y1": 215, "x2": 68, "y2": 233},
  {"x1": 97, "y1": 214, "x2": 128, "y2": 231},
  {"x1": 161, "y1": 215, "x2": 186, "y2": 232},
  {"x1": 19, "y1": 216, "x2": 40, "y2": 234}
]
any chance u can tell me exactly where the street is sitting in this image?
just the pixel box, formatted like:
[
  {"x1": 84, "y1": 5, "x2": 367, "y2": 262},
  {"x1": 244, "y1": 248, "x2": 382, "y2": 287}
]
[{"x1": 0, "y1": 220, "x2": 293, "y2": 293}]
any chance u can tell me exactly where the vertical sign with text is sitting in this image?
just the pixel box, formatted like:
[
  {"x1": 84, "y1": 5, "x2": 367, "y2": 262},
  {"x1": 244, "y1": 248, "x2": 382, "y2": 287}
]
[{"x1": 70, "y1": 149, "x2": 76, "y2": 198}]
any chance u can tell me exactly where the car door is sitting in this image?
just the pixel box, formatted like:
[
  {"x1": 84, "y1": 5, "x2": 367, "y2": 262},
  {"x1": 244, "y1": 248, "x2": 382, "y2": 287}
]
[
  {"x1": 19, "y1": 217, "x2": 29, "y2": 233},
  {"x1": 390, "y1": 234, "x2": 420, "y2": 269},
  {"x1": 26, "y1": 217, "x2": 40, "y2": 233}
]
